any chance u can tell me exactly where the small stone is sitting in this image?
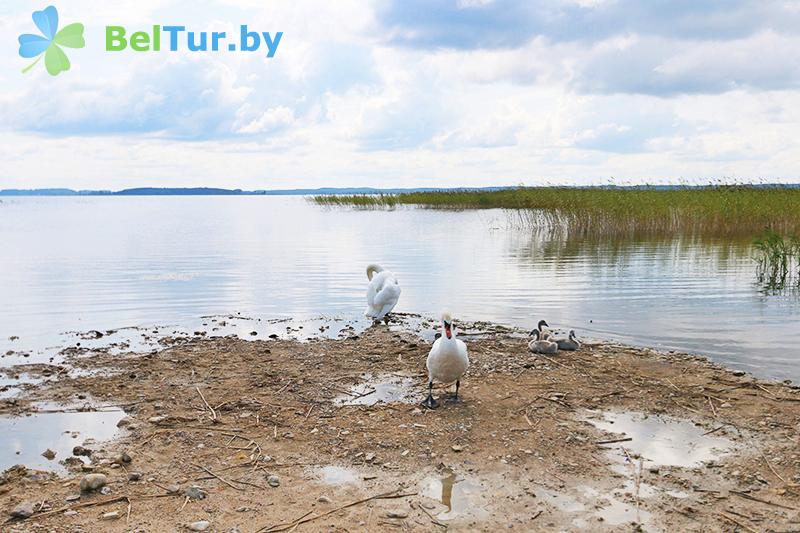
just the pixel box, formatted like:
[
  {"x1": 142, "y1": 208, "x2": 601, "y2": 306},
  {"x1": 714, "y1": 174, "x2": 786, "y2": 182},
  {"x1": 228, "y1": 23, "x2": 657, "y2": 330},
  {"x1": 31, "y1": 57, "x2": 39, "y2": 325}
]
[
  {"x1": 128, "y1": 472, "x2": 142, "y2": 482},
  {"x1": 101, "y1": 511, "x2": 120, "y2": 520},
  {"x1": 720, "y1": 402, "x2": 732, "y2": 408},
  {"x1": 117, "y1": 417, "x2": 133, "y2": 428},
  {"x1": 72, "y1": 446, "x2": 92, "y2": 457},
  {"x1": 318, "y1": 495, "x2": 332, "y2": 503},
  {"x1": 100, "y1": 486, "x2": 112, "y2": 495},
  {"x1": 236, "y1": 506, "x2": 249, "y2": 512},
  {"x1": 41, "y1": 449, "x2": 56, "y2": 460},
  {"x1": 451, "y1": 445, "x2": 463, "y2": 452},
  {"x1": 165, "y1": 485, "x2": 181, "y2": 494},
  {"x1": 386, "y1": 509, "x2": 408, "y2": 519},
  {"x1": 79, "y1": 473, "x2": 107, "y2": 492},
  {"x1": 65, "y1": 494, "x2": 81, "y2": 502},
  {"x1": 63, "y1": 510, "x2": 78, "y2": 516},
  {"x1": 10, "y1": 501, "x2": 35, "y2": 519},
  {"x1": 148, "y1": 415, "x2": 168, "y2": 423},
  {"x1": 186, "y1": 520, "x2": 211, "y2": 531},
  {"x1": 365, "y1": 453, "x2": 376, "y2": 463},
  {"x1": 184, "y1": 486, "x2": 207, "y2": 500},
  {"x1": 113, "y1": 452, "x2": 132, "y2": 464},
  {"x1": 250, "y1": 331, "x2": 258, "y2": 336},
  {"x1": 267, "y1": 475, "x2": 280, "y2": 488}
]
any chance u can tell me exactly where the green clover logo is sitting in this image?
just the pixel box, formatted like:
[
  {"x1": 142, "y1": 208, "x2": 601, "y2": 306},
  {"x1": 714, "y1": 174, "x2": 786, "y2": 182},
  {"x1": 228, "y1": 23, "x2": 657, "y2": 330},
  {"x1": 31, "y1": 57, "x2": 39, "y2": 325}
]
[{"x1": 18, "y1": 6, "x2": 85, "y2": 76}]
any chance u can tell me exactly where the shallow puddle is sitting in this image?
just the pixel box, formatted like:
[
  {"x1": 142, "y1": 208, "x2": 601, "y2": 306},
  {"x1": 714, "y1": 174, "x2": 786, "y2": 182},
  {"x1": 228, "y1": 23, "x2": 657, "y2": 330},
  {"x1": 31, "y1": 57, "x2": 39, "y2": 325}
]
[
  {"x1": 585, "y1": 410, "x2": 736, "y2": 468},
  {"x1": 315, "y1": 465, "x2": 361, "y2": 486},
  {"x1": 0, "y1": 407, "x2": 125, "y2": 472},
  {"x1": 420, "y1": 470, "x2": 488, "y2": 520},
  {"x1": 334, "y1": 373, "x2": 419, "y2": 406}
]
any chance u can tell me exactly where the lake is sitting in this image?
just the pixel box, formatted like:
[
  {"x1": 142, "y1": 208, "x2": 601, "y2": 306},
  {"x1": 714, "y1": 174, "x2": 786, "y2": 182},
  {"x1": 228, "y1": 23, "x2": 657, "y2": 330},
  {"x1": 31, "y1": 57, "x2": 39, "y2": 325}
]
[{"x1": 1, "y1": 196, "x2": 798, "y2": 381}]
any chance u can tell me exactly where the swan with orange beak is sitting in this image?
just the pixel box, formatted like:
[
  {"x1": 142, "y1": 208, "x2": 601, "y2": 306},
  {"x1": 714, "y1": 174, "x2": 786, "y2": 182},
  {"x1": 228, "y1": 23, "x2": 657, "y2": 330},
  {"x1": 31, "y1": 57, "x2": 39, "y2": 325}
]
[{"x1": 422, "y1": 311, "x2": 469, "y2": 409}]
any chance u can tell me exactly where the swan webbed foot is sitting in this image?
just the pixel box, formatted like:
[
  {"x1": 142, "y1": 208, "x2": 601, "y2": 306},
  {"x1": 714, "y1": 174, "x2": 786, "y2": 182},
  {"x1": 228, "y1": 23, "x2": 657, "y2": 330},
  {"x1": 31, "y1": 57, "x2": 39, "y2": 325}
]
[
  {"x1": 422, "y1": 394, "x2": 439, "y2": 409},
  {"x1": 445, "y1": 380, "x2": 461, "y2": 402},
  {"x1": 383, "y1": 315, "x2": 391, "y2": 325}
]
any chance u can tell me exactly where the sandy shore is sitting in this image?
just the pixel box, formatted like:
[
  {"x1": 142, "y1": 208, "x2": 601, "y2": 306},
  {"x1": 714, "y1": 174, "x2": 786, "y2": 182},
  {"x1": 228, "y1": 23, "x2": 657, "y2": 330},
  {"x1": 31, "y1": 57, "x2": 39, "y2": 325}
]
[{"x1": 2, "y1": 315, "x2": 800, "y2": 532}]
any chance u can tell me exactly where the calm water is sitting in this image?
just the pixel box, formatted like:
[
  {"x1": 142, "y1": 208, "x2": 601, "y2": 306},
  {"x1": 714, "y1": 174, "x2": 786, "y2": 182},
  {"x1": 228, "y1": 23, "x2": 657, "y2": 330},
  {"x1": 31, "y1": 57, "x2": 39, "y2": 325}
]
[{"x1": 1, "y1": 196, "x2": 798, "y2": 381}]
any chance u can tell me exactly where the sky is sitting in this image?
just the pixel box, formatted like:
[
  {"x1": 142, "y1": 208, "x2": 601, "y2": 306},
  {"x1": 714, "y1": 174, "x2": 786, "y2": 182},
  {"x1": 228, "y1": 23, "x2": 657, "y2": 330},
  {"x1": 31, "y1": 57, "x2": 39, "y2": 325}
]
[{"x1": 1, "y1": 0, "x2": 799, "y2": 190}]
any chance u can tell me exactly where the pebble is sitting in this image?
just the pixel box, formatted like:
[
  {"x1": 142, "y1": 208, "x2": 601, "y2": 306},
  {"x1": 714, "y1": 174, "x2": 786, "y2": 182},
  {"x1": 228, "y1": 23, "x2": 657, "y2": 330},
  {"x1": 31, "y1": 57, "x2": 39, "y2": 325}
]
[
  {"x1": 267, "y1": 475, "x2": 280, "y2": 488},
  {"x1": 10, "y1": 501, "x2": 35, "y2": 519},
  {"x1": 186, "y1": 520, "x2": 211, "y2": 531},
  {"x1": 65, "y1": 494, "x2": 81, "y2": 502},
  {"x1": 79, "y1": 473, "x2": 107, "y2": 492},
  {"x1": 166, "y1": 485, "x2": 181, "y2": 494},
  {"x1": 63, "y1": 510, "x2": 78, "y2": 516},
  {"x1": 72, "y1": 446, "x2": 92, "y2": 457},
  {"x1": 101, "y1": 511, "x2": 120, "y2": 520},
  {"x1": 100, "y1": 486, "x2": 112, "y2": 495},
  {"x1": 41, "y1": 449, "x2": 56, "y2": 460},
  {"x1": 116, "y1": 417, "x2": 133, "y2": 428},
  {"x1": 386, "y1": 509, "x2": 409, "y2": 519},
  {"x1": 148, "y1": 415, "x2": 168, "y2": 423},
  {"x1": 113, "y1": 452, "x2": 132, "y2": 464},
  {"x1": 184, "y1": 486, "x2": 207, "y2": 500},
  {"x1": 128, "y1": 472, "x2": 142, "y2": 482},
  {"x1": 451, "y1": 445, "x2": 463, "y2": 452},
  {"x1": 318, "y1": 495, "x2": 332, "y2": 503}
]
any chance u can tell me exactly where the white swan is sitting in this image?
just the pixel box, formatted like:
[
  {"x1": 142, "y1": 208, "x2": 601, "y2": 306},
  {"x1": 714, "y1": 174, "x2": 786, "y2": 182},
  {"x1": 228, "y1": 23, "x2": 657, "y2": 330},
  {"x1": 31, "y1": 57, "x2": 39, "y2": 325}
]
[
  {"x1": 423, "y1": 311, "x2": 469, "y2": 409},
  {"x1": 528, "y1": 329, "x2": 558, "y2": 354},
  {"x1": 364, "y1": 264, "x2": 401, "y2": 321},
  {"x1": 555, "y1": 330, "x2": 581, "y2": 351}
]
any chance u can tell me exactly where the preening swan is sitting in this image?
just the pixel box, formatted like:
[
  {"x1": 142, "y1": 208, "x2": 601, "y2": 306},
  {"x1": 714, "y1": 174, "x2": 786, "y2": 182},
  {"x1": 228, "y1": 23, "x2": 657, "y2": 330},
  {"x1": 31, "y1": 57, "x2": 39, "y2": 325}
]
[
  {"x1": 528, "y1": 329, "x2": 558, "y2": 354},
  {"x1": 555, "y1": 330, "x2": 581, "y2": 351},
  {"x1": 364, "y1": 264, "x2": 401, "y2": 322},
  {"x1": 423, "y1": 311, "x2": 469, "y2": 409}
]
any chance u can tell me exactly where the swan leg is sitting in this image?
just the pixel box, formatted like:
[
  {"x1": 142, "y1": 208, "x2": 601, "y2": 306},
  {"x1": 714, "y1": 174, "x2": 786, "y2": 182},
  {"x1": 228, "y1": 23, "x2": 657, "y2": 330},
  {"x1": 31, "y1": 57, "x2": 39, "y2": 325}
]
[
  {"x1": 446, "y1": 380, "x2": 462, "y2": 402},
  {"x1": 422, "y1": 381, "x2": 439, "y2": 409}
]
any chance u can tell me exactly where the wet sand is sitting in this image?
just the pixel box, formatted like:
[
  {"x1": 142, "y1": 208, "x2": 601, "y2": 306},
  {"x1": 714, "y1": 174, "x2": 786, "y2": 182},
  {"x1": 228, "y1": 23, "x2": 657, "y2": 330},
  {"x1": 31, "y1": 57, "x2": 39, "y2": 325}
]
[{"x1": 2, "y1": 315, "x2": 800, "y2": 532}]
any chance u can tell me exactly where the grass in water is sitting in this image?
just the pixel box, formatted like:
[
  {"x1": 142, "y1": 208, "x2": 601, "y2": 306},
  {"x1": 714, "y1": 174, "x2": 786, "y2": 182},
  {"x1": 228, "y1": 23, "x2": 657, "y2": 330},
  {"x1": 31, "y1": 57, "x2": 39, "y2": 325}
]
[
  {"x1": 753, "y1": 229, "x2": 800, "y2": 291},
  {"x1": 313, "y1": 186, "x2": 800, "y2": 237}
]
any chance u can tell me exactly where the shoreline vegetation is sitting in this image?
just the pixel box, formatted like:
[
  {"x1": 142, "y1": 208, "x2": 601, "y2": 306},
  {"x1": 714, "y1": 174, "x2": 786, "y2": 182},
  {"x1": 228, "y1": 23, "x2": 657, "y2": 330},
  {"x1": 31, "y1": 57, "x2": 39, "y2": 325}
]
[{"x1": 312, "y1": 185, "x2": 800, "y2": 236}]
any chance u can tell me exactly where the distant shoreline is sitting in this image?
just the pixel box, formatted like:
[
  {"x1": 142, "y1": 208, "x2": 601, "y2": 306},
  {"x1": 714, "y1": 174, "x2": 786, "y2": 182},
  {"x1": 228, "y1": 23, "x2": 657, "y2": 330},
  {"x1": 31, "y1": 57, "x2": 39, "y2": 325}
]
[
  {"x1": 0, "y1": 186, "x2": 510, "y2": 197},
  {"x1": 2, "y1": 184, "x2": 799, "y2": 197}
]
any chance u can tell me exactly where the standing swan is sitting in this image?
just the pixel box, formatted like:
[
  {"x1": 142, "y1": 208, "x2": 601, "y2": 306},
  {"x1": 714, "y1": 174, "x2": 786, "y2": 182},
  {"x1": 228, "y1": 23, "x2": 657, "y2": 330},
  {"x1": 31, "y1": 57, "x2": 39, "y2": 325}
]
[
  {"x1": 364, "y1": 264, "x2": 401, "y2": 322},
  {"x1": 528, "y1": 329, "x2": 558, "y2": 354},
  {"x1": 423, "y1": 311, "x2": 469, "y2": 409},
  {"x1": 555, "y1": 330, "x2": 581, "y2": 351}
]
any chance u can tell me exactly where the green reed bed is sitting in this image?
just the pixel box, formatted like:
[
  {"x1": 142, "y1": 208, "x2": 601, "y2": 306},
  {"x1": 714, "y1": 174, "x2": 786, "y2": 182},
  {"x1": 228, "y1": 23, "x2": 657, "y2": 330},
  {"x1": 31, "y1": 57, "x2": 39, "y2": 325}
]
[
  {"x1": 313, "y1": 186, "x2": 800, "y2": 237},
  {"x1": 753, "y1": 229, "x2": 800, "y2": 291}
]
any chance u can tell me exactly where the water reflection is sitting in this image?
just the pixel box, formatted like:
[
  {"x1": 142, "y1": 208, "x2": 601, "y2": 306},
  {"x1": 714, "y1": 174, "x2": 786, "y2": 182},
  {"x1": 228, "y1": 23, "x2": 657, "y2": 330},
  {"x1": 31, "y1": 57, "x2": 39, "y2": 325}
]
[
  {"x1": 0, "y1": 407, "x2": 125, "y2": 472},
  {"x1": 0, "y1": 197, "x2": 798, "y2": 381}
]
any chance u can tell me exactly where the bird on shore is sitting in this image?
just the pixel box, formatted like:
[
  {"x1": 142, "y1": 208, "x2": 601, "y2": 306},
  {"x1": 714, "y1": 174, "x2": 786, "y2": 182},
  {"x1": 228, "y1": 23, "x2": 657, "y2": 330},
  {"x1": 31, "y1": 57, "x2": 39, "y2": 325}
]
[
  {"x1": 530, "y1": 319, "x2": 551, "y2": 340},
  {"x1": 554, "y1": 329, "x2": 581, "y2": 351},
  {"x1": 423, "y1": 311, "x2": 469, "y2": 409},
  {"x1": 364, "y1": 264, "x2": 401, "y2": 322},
  {"x1": 528, "y1": 329, "x2": 558, "y2": 354}
]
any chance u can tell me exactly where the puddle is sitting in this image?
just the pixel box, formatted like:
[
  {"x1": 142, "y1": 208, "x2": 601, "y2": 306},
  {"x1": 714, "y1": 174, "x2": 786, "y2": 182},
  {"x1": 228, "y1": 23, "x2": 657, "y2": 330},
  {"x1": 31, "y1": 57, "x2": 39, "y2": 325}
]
[
  {"x1": 334, "y1": 373, "x2": 419, "y2": 406},
  {"x1": 584, "y1": 410, "x2": 736, "y2": 468},
  {"x1": 0, "y1": 406, "x2": 125, "y2": 472},
  {"x1": 314, "y1": 465, "x2": 361, "y2": 486},
  {"x1": 580, "y1": 486, "x2": 653, "y2": 527},
  {"x1": 420, "y1": 470, "x2": 488, "y2": 521},
  {"x1": 0, "y1": 372, "x2": 42, "y2": 399}
]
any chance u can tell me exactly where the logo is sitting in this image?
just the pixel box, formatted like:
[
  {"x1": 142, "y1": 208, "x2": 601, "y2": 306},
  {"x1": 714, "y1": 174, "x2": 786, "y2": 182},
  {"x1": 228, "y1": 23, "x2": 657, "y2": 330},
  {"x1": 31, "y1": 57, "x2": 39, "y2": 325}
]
[{"x1": 18, "y1": 6, "x2": 85, "y2": 76}]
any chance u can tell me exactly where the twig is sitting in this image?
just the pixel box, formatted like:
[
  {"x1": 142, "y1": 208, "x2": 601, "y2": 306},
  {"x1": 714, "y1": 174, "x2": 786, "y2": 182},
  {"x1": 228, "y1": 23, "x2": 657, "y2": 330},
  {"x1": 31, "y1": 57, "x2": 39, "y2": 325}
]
[
  {"x1": 191, "y1": 463, "x2": 244, "y2": 491},
  {"x1": 759, "y1": 451, "x2": 788, "y2": 484},
  {"x1": 731, "y1": 490, "x2": 798, "y2": 510},
  {"x1": 195, "y1": 386, "x2": 217, "y2": 421},
  {"x1": 596, "y1": 437, "x2": 632, "y2": 445},
  {"x1": 255, "y1": 489, "x2": 417, "y2": 532},
  {"x1": 718, "y1": 512, "x2": 758, "y2": 533},
  {"x1": 416, "y1": 502, "x2": 448, "y2": 529}
]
